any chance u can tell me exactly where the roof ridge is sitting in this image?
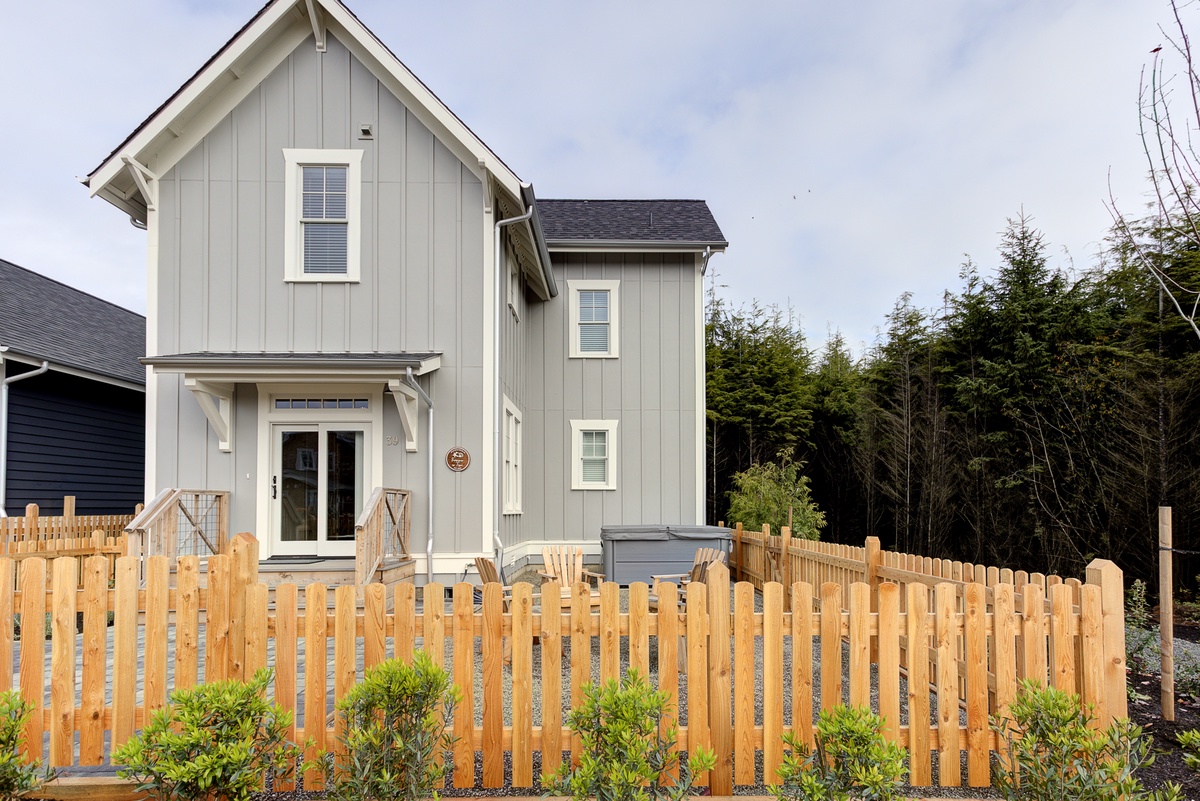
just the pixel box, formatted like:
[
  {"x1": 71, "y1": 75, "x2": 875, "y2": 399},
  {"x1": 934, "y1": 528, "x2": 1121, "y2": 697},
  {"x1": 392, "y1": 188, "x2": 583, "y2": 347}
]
[{"x1": 0, "y1": 258, "x2": 144, "y2": 320}]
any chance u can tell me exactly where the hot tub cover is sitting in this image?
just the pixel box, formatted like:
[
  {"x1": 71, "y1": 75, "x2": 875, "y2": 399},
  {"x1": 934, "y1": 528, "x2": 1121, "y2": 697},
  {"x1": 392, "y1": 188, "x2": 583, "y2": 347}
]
[{"x1": 600, "y1": 525, "x2": 731, "y2": 541}]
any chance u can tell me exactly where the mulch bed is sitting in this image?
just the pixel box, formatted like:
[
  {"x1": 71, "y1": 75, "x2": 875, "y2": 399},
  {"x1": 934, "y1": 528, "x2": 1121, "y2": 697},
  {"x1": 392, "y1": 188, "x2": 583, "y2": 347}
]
[{"x1": 1129, "y1": 622, "x2": 1200, "y2": 797}]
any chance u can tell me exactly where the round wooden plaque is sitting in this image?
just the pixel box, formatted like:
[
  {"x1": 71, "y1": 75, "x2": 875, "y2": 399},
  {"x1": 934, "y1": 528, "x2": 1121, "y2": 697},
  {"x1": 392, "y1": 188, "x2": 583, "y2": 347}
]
[{"x1": 446, "y1": 447, "x2": 471, "y2": 472}]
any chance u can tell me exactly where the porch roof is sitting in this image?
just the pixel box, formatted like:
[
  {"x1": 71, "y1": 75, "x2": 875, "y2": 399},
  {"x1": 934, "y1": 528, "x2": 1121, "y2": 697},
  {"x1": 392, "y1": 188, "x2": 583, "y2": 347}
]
[{"x1": 143, "y1": 351, "x2": 442, "y2": 379}]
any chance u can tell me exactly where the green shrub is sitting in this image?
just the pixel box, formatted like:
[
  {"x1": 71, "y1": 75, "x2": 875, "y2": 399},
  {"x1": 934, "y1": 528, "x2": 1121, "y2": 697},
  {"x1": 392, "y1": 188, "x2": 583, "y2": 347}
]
[
  {"x1": 726, "y1": 452, "x2": 825, "y2": 539},
  {"x1": 543, "y1": 668, "x2": 715, "y2": 801},
  {"x1": 991, "y1": 679, "x2": 1181, "y2": 801},
  {"x1": 323, "y1": 652, "x2": 459, "y2": 801},
  {"x1": 771, "y1": 705, "x2": 905, "y2": 801},
  {"x1": 0, "y1": 691, "x2": 53, "y2": 801},
  {"x1": 1179, "y1": 728, "x2": 1200, "y2": 771},
  {"x1": 113, "y1": 668, "x2": 305, "y2": 801},
  {"x1": 1126, "y1": 579, "x2": 1159, "y2": 677}
]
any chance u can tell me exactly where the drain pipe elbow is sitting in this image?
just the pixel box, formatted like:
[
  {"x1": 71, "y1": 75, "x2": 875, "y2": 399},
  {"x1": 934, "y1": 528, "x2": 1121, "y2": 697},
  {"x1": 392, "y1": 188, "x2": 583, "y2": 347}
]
[
  {"x1": 1, "y1": 359, "x2": 50, "y2": 517},
  {"x1": 403, "y1": 367, "x2": 435, "y2": 584}
]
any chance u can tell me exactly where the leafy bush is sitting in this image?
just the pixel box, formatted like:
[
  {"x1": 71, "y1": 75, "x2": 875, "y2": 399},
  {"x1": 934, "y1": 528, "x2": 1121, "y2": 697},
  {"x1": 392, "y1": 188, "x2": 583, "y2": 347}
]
[
  {"x1": 991, "y1": 680, "x2": 1181, "y2": 801},
  {"x1": 1178, "y1": 728, "x2": 1200, "y2": 771},
  {"x1": 543, "y1": 668, "x2": 715, "y2": 801},
  {"x1": 324, "y1": 652, "x2": 459, "y2": 801},
  {"x1": 1126, "y1": 579, "x2": 1159, "y2": 677},
  {"x1": 727, "y1": 452, "x2": 825, "y2": 539},
  {"x1": 771, "y1": 705, "x2": 905, "y2": 801},
  {"x1": 113, "y1": 668, "x2": 305, "y2": 801},
  {"x1": 0, "y1": 691, "x2": 53, "y2": 801}
]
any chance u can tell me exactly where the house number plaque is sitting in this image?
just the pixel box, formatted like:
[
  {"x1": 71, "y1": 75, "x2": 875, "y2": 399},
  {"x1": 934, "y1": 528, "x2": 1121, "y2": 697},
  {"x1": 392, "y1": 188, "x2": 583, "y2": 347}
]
[{"x1": 446, "y1": 447, "x2": 471, "y2": 472}]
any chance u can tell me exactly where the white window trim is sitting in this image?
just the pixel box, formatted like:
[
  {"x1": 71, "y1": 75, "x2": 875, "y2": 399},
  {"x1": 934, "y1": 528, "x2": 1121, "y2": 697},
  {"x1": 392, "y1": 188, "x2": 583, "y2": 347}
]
[
  {"x1": 570, "y1": 419, "x2": 618, "y2": 490},
  {"x1": 568, "y1": 279, "x2": 619, "y2": 358},
  {"x1": 283, "y1": 148, "x2": 363, "y2": 283},
  {"x1": 503, "y1": 396, "x2": 522, "y2": 514}
]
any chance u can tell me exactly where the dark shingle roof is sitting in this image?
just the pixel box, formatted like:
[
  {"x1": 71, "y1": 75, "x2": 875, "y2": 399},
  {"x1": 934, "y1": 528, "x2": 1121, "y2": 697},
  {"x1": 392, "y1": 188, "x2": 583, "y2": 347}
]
[
  {"x1": 536, "y1": 200, "x2": 727, "y2": 247},
  {"x1": 0, "y1": 259, "x2": 145, "y2": 386}
]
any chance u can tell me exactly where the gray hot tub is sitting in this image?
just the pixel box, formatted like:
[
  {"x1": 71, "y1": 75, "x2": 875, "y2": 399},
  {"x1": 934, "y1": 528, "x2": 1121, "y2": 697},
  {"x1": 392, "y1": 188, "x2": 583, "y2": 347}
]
[{"x1": 600, "y1": 525, "x2": 731, "y2": 586}]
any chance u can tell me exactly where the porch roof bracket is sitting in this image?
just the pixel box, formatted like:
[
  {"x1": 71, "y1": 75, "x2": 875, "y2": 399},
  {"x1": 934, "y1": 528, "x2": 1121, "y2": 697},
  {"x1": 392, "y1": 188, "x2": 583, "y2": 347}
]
[
  {"x1": 387, "y1": 379, "x2": 420, "y2": 452},
  {"x1": 185, "y1": 378, "x2": 233, "y2": 452},
  {"x1": 121, "y1": 156, "x2": 158, "y2": 212}
]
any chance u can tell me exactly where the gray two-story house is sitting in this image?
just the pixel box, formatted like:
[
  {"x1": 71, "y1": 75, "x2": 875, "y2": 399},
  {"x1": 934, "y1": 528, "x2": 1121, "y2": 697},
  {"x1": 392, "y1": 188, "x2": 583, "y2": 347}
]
[{"x1": 85, "y1": 0, "x2": 725, "y2": 584}]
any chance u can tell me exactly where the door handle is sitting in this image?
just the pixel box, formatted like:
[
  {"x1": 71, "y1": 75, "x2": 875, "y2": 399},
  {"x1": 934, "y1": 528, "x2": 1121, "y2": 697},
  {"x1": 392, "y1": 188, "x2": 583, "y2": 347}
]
[{"x1": 271, "y1": 475, "x2": 277, "y2": 500}]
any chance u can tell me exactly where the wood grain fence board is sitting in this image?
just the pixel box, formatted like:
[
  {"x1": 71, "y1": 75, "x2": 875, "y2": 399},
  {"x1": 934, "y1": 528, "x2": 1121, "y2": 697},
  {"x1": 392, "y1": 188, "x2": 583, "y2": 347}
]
[
  {"x1": 244, "y1": 584, "x2": 268, "y2": 677},
  {"x1": 141, "y1": 556, "x2": 169, "y2": 717},
  {"x1": 175, "y1": 556, "x2": 200, "y2": 690},
  {"x1": 1050, "y1": 584, "x2": 1075, "y2": 692},
  {"x1": 878, "y1": 583, "x2": 900, "y2": 744},
  {"x1": 570, "y1": 583, "x2": 589, "y2": 765},
  {"x1": 334, "y1": 586, "x2": 357, "y2": 770},
  {"x1": 79, "y1": 555, "x2": 107, "y2": 765},
  {"x1": 628, "y1": 582, "x2": 649, "y2": 677},
  {"x1": 426, "y1": 582, "x2": 448, "y2": 774},
  {"x1": 303, "y1": 583, "x2": 327, "y2": 791},
  {"x1": 791, "y1": 582, "x2": 814, "y2": 748},
  {"x1": 541, "y1": 582, "x2": 563, "y2": 778},
  {"x1": 600, "y1": 582, "x2": 620, "y2": 683},
  {"x1": 1086, "y1": 559, "x2": 1127, "y2": 721},
  {"x1": 50, "y1": 557, "x2": 76, "y2": 765},
  {"x1": 452, "y1": 583, "x2": 475, "y2": 788},
  {"x1": 482, "y1": 582, "x2": 503, "y2": 788},
  {"x1": 849, "y1": 583, "x2": 870, "y2": 707},
  {"x1": 686, "y1": 582, "x2": 710, "y2": 786},
  {"x1": 1022, "y1": 583, "x2": 1047, "y2": 687},
  {"x1": 935, "y1": 583, "x2": 959, "y2": 787},
  {"x1": 0, "y1": 559, "x2": 10, "y2": 696},
  {"x1": 656, "y1": 583, "x2": 680, "y2": 775},
  {"x1": 1080, "y1": 584, "x2": 1105, "y2": 726},
  {"x1": 993, "y1": 583, "x2": 1016, "y2": 724},
  {"x1": 965, "y1": 582, "x2": 988, "y2": 786},
  {"x1": 763, "y1": 582, "x2": 784, "y2": 784},
  {"x1": 206, "y1": 555, "x2": 230, "y2": 683},
  {"x1": 395, "y1": 582, "x2": 415, "y2": 663},
  {"x1": 707, "y1": 564, "x2": 732, "y2": 795},
  {"x1": 734, "y1": 581, "x2": 755, "y2": 785},
  {"x1": 820, "y1": 583, "x2": 842, "y2": 710},
  {"x1": 511, "y1": 582, "x2": 533, "y2": 786},
  {"x1": 111, "y1": 557, "x2": 138, "y2": 751},
  {"x1": 273, "y1": 583, "x2": 297, "y2": 792},
  {"x1": 363, "y1": 583, "x2": 385, "y2": 671},
  {"x1": 18, "y1": 558, "x2": 46, "y2": 760}
]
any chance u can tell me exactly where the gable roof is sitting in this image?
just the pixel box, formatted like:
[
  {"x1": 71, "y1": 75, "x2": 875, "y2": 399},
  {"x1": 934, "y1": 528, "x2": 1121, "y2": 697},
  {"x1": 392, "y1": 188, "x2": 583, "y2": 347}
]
[
  {"x1": 85, "y1": 0, "x2": 527, "y2": 218},
  {"x1": 0, "y1": 259, "x2": 145, "y2": 387},
  {"x1": 537, "y1": 200, "x2": 728, "y2": 249}
]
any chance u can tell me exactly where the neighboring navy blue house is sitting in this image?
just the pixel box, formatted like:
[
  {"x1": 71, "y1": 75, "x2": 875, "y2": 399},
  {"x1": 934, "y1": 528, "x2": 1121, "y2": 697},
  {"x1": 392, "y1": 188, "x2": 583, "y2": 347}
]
[{"x1": 0, "y1": 258, "x2": 145, "y2": 516}]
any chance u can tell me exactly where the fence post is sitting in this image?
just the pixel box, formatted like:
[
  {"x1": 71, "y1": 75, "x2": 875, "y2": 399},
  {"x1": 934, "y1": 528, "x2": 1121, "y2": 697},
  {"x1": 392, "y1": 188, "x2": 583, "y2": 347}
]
[
  {"x1": 865, "y1": 536, "x2": 881, "y2": 663},
  {"x1": 706, "y1": 562, "x2": 733, "y2": 794},
  {"x1": 780, "y1": 526, "x2": 792, "y2": 610},
  {"x1": 734, "y1": 522, "x2": 742, "y2": 582},
  {"x1": 25, "y1": 504, "x2": 38, "y2": 546},
  {"x1": 1159, "y1": 505, "x2": 1175, "y2": 722},
  {"x1": 1085, "y1": 558, "x2": 1127, "y2": 722}
]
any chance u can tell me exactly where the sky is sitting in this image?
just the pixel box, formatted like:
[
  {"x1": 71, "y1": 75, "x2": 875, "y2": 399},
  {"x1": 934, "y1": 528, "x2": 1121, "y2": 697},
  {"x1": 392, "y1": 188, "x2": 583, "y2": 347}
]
[{"x1": 0, "y1": 0, "x2": 1173, "y2": 355}]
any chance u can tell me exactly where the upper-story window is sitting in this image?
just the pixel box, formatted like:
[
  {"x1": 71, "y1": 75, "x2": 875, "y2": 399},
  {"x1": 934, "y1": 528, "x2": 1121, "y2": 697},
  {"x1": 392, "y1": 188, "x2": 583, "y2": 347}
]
[
  {"x1": 568, "y1": 279, "x2": 620, "y2": 358},
  {"x1": 283, "y1": 149, "x2": 363, "y2": 282}
]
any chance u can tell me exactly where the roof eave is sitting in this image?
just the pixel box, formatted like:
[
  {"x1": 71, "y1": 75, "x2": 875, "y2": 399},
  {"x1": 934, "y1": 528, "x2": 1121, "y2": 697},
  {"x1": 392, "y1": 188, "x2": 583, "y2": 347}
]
[
  {"x1": 546, "y1": 240, "x2": 729, "y2": 252},
  {"x1": 521, "y1": 184, "x2": 558, "y2": 298}
]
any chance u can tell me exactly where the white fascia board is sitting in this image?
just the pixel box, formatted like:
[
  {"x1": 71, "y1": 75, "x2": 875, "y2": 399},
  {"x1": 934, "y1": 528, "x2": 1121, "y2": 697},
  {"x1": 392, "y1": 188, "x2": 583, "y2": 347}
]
[
  {"x1": 87, "y1": 2, "x2": 307, "y2": 201},
  {"x1": 0, "y1": 349, "x2": 144, "y2": 393},
  {"x1": 547, "y1": 242, "x2": 728, "y2": 253},
  {"x1": 317, "y1": 2, "x2": 523, "y2": 197}
]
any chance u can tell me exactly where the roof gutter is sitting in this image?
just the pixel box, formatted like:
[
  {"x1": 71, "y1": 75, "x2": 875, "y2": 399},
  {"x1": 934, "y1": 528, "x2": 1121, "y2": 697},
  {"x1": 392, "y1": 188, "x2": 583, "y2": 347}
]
[
  {"x1": 521, "y1": 184, "x2": 558, "y2": 298},
  {"x1": 1, "y1": 355, "x2": 50, "y2": 517},
  {"x1": 493, "y1": 202, "x2": 534, "y2": 582}
]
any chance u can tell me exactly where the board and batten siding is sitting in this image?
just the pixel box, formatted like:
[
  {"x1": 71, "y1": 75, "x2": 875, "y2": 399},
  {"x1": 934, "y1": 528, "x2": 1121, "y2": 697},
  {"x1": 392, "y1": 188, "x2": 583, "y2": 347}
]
[
  {"x1": 524, "y1": 252, "x2": 702, "y2": 549},
  {"x1": 5, "y1": 371, "x2": 144, "y2": 515},
  {"x1": 499, "y1": 238, "x2": 529, "y2": 549},
  {"x1": 150, "y1": 32, "x2": 488, "y2": 559}
]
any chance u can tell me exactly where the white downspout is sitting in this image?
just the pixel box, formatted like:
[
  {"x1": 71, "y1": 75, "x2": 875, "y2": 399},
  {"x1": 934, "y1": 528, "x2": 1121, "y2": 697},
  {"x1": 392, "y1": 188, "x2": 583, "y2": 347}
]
[
  {"x1": 403, "y1": 367, "x2": 435, "y2": 584},
  {"x1": 493, "y1": 204, "x2": 533, "y2": 583},
  {"x1": 0, "y1": 357, "x2": 50, "y2": 517}
]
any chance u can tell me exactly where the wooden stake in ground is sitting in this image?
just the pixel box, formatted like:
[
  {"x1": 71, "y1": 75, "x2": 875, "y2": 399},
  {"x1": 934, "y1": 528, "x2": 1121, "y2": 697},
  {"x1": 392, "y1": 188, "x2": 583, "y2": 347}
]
[{"x1": 1161, "y1": 506, "x2": 1175, "y2": 722}]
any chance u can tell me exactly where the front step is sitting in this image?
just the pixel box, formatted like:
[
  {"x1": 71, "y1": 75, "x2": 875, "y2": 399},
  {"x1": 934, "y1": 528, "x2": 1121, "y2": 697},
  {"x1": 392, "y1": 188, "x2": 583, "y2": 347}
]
[{"x1": 376, "y1": 556, "x2": 416, "y2": 584}]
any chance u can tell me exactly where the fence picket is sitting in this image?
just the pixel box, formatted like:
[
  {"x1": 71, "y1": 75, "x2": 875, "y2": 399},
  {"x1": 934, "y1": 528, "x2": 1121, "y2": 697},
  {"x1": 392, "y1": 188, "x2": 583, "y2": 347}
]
[
  {"x1": 50, "y1": 557, "x2": 76, "y2": 765},
  {"x1": 542, "y1": 582, "x2": 563, "y2": 778},
  {"x1": 600, "y1": 581, "x2": 620, "y2": 682},
  {"x1": 965, "y1": 582, "x2": 988, "y2": 786},
  {"x1": 452, "y1": 583, "x2": 475, "y2": 788},
  {"x1": 707, "y1": 563, "x2": 733, "y2": 795},
  {"x1": 763, "y1": 582, "x2": 784, "y2": 784},
  {"x1": 629, "y1": 582, "x2": 650, "y2": 676},
  {"x1": 334, "y1": 585, "x2": 357, "y2": 770},
  {"x1": 206, "y1": 554, "x2": 230, "y2": 683},
  {"x1": 734, "y1": 581, "x2": 755, "y2": 785},
  {"x1": 395, "y1": 582, "x2": 416, "y2": 662},
  {"x1": 849, "y1": 582, "x2": 870, "y2": 707},
  {"x1": 820, "y1": 582, "x2": 842, "y2": 710},
  {"x1": 175, "y1": 556, "x2": 200, "y2": 690},
  {"x1": 79, "y1": 555, "x2": 106, "y2": 765},
  {"x1": 878, "y1": 583, "x2": 900, "y2": 744},
  {"x1": 363, "y1": 583, "x2": 386, "y2": 671},
  {"x1": 511, "y1": 582, "x2": 534, "y2": 786},
  {"x1": 303, "y1": 583, "x2": 327, "y2": 791},
  {"x1": 686, "y1": 582, "x2": 710, "y2": 786},
  {"x1": 907, "y1": 582, "x2": 931, "y2": 786},
  {"x1": 111, "y1": 556, "x2": 138, "y2": 751},
  {"x1": 935, "y1": 583, "x2": 959, "y2": 787},
  {"x1": 792, "y1": 582, "x2": 814, "y2": 748},
  {"x1": 1023, "y1": 583, "x2": 1047, "y2": 687},
  {"x1": 273, "y1": 583, "x2": 298, "y2": 792},
  {"x1": 1080, "y1": 584, "x2": 1106, "y2": 724},
  {"x1": 1050, "y1": 583, "x2": 1075, "y2": 692},
  {"x1": 482, "y1": 582, "x2": 504, "y2": 788}
]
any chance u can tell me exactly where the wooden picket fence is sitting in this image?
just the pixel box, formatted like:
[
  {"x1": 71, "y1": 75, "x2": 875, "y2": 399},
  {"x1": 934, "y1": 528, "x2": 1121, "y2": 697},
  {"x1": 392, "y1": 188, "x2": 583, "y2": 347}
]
[
  {"x1": 3, "y1": 539, "x2": 1126, "y2": 793},
  {"x1": 0, "y1": 499, "x2": 132, "y2": 586}
]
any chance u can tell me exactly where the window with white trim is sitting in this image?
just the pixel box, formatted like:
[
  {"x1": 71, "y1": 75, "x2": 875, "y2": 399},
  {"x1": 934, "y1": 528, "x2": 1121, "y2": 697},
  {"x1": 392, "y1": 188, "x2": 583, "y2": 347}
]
[
  {"x1": 568, "y1": 280, "x2": 619, "y2": 358},
  {"x1": 570, "y1": 419, "x2": 618, "y2": 490},
  {"x1": 503, "y1": 397, "x2": 522, "y2": 513},
  {"x1": 283, "y1": 149, "x2": 363, "y2": 282}
]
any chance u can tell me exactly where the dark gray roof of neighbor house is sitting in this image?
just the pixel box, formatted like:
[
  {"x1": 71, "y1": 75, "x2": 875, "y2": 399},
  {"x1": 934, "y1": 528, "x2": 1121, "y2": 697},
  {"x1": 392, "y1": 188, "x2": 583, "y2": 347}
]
[
  {"x1": 0, "y1": 258, "x2": 146, "y2": 386},
  {"x1": 536, "y1": 200, "x2": 728, "y2": 248}
]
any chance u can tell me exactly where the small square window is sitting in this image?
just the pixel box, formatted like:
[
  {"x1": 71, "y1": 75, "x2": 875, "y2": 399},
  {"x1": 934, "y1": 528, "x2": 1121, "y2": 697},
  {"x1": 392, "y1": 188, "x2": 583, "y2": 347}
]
[{"x1": 570, "y1": 419, "x2": 618, "y2": 490}]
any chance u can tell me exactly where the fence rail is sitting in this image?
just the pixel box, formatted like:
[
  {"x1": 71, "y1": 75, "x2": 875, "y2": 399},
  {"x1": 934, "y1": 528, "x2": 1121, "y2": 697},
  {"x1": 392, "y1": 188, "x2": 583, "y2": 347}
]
[
  {"x1": 124, "y1": 489, "x2": 229, "y2": 562},
  {"x1": 1, "y1": 500, "x2": 132, "y2": 586},
  {"x1": 354, "y1": 487, "x2": 411, "y2": 584},
  {"x1": 2, "y1": 546, "x2": 1125, "y2": 793}
]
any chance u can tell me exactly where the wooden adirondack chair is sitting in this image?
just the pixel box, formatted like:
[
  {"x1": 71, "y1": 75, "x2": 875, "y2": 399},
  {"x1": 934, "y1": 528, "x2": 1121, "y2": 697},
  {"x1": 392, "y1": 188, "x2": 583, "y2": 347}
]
[
  {"x1": 648, "y1": 547, "x2": 727, "y2": 610},
  {"x1": 539, "y1": 545, "x2": 604, "y2": 607}
]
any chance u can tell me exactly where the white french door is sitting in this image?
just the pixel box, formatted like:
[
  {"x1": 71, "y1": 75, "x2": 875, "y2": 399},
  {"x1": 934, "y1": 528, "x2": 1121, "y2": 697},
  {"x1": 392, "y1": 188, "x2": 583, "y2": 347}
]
[{"x1": 271, "y1": 423, "x2": 369, "y2": 557}]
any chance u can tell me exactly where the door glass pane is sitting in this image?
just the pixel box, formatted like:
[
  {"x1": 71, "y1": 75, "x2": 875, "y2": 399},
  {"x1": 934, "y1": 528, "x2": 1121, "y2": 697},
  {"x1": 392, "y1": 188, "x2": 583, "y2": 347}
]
[
  {"x1": 327, "y1": 430, "x2": 364, "y2": 542},
  {"x1": 280, "y1": 431, "x2": 318, "y2": 543}
]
